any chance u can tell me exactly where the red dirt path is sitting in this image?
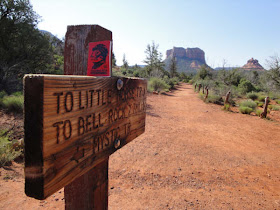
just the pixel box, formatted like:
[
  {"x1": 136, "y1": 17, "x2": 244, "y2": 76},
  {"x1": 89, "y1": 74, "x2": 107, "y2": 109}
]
[{"x1": 1, "y1": 83, "x2": 280, "y2": 209}]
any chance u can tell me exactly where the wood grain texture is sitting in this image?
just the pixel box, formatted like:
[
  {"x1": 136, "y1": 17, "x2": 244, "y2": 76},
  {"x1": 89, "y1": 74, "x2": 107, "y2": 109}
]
[
  {"x1": 24, "y1": 74, "x2": 147, "y2": 199},
  {"x1": 63, "y1": 24, "x2": 112, "y2": 210},
  {"x1": 64, "y1": 25, "x2": 112, "y2": 76},
  {"x1": 64, "y1": 159, "x2": 108, "y2": 210},
  {"x1": 24, "y1": 76, "x2": 44, "y2": 199}
]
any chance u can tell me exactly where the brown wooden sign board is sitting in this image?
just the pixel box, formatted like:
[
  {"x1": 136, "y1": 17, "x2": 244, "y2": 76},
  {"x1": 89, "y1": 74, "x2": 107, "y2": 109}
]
[{"x1": 24, "y1": 74, "x2": 147, "y2": 200}]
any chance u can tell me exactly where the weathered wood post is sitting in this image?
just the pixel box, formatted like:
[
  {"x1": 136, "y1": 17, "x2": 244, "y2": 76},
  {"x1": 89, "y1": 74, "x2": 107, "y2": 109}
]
[
  {"x1": 194, "y1": 84, "x2": 197, "y2": 91},
  {"x1": 260, "y1": 97, "x2": 269, "y2": 118},
  {"x1": 224, "y1": 91, "x2": 231, "y2": 105},
  {"x1": 204, "y1": 88, "x2": 209, "y2": 101},
  {"x1": 63, "y1": 25, "x2": 112, "y2": 210},
  {"x1": 24, "y1": 25, "x2": 147, "y2": 210},
  {"x1": 202, "y1": 85, "x2": 205, "y2": 94},
  {"x1": 198, "y1": 84, "x2": 201, "y2": 92}
]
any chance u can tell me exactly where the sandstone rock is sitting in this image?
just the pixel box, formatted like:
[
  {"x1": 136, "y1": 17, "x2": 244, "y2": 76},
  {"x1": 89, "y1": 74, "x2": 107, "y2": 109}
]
[
  {"x1": 186, "y1": 48, "x2": 205, "y2": 63},
  {"x1": 166, "y1": 49, "x2": 173, "y2": 58},
  {"x1": 164, "y1": 47, "x2": 208, "y2": 73},
  {"x1": 190, "y1": 60, "x2": 201, "y2": 69},
  {"x1": 166, "y1": 47, "x2": 187, "y2": 58},
  {"x1": 242, "y1": 58, "x2": 264, "y2": 71}
]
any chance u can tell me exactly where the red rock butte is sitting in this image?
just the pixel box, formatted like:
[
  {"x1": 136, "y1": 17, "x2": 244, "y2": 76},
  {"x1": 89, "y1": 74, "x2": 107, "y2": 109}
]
[
  {"x1": 242, "y1": 58, "x2": 265, "y2": 71},
  {"x1": 165, "y1": 47, "x2": 208, "y2": 73}
]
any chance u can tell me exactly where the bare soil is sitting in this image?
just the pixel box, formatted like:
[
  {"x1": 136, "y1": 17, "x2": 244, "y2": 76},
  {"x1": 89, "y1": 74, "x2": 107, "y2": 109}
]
[{"x1": 1, "y1": 83, "x2": 280, "y2": 209}]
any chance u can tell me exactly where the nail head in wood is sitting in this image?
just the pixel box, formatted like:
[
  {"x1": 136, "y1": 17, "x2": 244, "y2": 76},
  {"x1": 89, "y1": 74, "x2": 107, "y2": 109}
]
[
  {"x1": 117, "y1": 79, "x2": 124, "y2": 90},
  {"x1": 114, "y1": 139, "x2": 121, "y2": 149}
]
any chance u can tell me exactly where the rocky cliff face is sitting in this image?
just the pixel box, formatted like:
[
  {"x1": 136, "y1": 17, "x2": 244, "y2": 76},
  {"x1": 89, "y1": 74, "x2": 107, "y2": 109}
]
[
  {"x1": 166, "y1": 47, "x2": 186, "y2": 58},
  {"x1": 185, "y1": 48, "x2": 205, "y2": 63},
  {"x1": 164, "y1": 47, "x2": 207, "y2": 73},
  {"x1": 242, "y1": 58, "x2": 264, "y2": 71}
]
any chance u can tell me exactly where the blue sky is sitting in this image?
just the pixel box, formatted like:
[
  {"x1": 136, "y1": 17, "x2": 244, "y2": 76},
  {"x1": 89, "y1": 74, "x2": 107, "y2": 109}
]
[{"x1": 31, "y1": 0, "x2": 280, "y2": 68}]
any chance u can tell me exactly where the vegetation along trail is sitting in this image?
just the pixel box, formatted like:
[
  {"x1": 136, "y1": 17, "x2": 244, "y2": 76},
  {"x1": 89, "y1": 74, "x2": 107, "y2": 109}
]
[
  {"x1": 1, "y1": 83, "x2": 280, "y2": 209},
  {"x1": 109, "y1": 83, "x2": 280, "y2": 209}
]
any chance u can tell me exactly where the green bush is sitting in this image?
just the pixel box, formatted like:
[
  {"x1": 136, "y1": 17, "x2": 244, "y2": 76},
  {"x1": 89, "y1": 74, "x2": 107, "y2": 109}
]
[
  {"x1": 0, "y1": 130, "x2": 22, "y2": 166},
  {"x1": 268, "y1": 92, "x2": 280, "y2": 100},
  {"x1": 11, "y1": 91, "x2": 23, "y2": 96},
  {"x1": 206, "y1": 94, "x2": 223, "y2": 105},
  {"x1": 276, "y1": 100, "x2": 280, "y2": 104},
  {"x1": 0, "y1": 90, "x2": 7, "y2": 99},
  {"x1": 0, "y1": 95, "x2": 24, "y2": 113},
  {"x1": 255, "y1": 109, "x2": 262, "y2": 117},
  {"x1": 133, "y1": 70, "x2": 140, "y2": 77},
  {"x1": 112, "y1": 69, "x2": 125, "y2": 77},
  {"x1": 246, "y1": 92, "x2": 258, "y2": 101},
  {"x1": 238, "y1": 79, "x2": 256, "y2": 94},
  {"x1": 258, "y1": 95, "x2": 265, "y2": 102},
  {"x1": 223, "y1": 104, "x2": 230, "y2": 111},
  {"x1": 198, "y1": 92, "x2": 204, "y2": 100},
  {"x1": 239, "y1": 106, "x2": 253, "y2": 114},
  {"x1": 256, "y1": 101, "x2": 264, "y2": 107},
  {"x1": 258, "y1": 95, "x2": 270, "y2": 103},
  {"x1": 269, "y1": 105, "x2": 280, "y2": 111},
  {"x1": 170, "y1": 77, "x2": 179, "y2": 85},
  {"x1": 163, "y1": 76, "x2": 179, "y2": 89},
  {"x1": 148, "y1": 78, "x2": 170, "y2": 92},
  {"x1": 239, "y1": 100, "x2": 257, "y2": 110}
]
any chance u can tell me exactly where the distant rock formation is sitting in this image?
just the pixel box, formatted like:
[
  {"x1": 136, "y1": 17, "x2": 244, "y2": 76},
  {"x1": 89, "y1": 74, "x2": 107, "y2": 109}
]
[
  {"x1": 242, "y1": 58, "x2": 264, "y2": 71},
  {"x1": 164, "y1": 47, "x2": 208, "y2": 73}
]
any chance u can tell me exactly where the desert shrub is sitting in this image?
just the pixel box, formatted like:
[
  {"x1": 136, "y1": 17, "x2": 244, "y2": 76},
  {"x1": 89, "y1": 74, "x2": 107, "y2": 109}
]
[
  {"x1": 0, "y1": 91, "x2": 7, "y2": 99},
  {"x1": 133, "y1": 70, "x2": 140, "y2": 77},
  {"x1": 11, "y1": 91, "x2": 23, "y2": 96},
  {"x1": 239, "y1": 100, "x2": 257, "y2": 110},
  {"x1": 189, "y1": 80, "x2": 194, "y2": 84},
  {"x1": 170, "y1": 77, "x2": 179, "y2": 85},
  {"x1": 258, "y1": 95, "x2": 265, "y2": 102},
  {"x1": 276, "y1": 100, "x2": 280, "y2": 104},
  {"x1": 206, "y1": 94, "x2": 223, "y2": 105},
  {"x1": 246, "y1": 92, "x2": 258, "y2": 101},
  {"x1": 0, "y1": 131, "x2": 22, "y2": 166},
  {"x1": 239, "y1": 106, "x2": 253, "y2": 114},
  {"x1": 163, "y1": 76, "x2": 179, "y2": 89},
  {"x1": 255, "y1": 101, "x2": 264, "y2": 107},
  {"x1": 222, "y1": 104, "x2": 230, "y2": 111},
  {"x1": 238, "y1": 79, "x2": 256, "y2": 94},
  {"x1": 148, "y1": 77, "x2": 170, "y2": 92},
  {"x1": 255, "y1": 109, "x2": 262, "y2": 117},
  {"x1": 268, "y1": 92, "x2": 280, "y2": 100},
  {"x1": 112, "y1": 69, "x2": 124, "y2": 77},
  {"x1": 268, "y1": 105, "x2": 272, "y2": 110},
  {"x1": 196, "y1": 65, "x2": 213, "y2": 80},
  {"x1": 198, "y1": 92, "x2": 204, "y2": 100},
  {"x1": 0, "y1": 95, "x2": 24, "y2": 113},
  {"x1": 257, "y1": 95, "x2": 270, "y2": 103},
  {"x1": 269, "y1": 105, "x2": 280, "y2": 111}
]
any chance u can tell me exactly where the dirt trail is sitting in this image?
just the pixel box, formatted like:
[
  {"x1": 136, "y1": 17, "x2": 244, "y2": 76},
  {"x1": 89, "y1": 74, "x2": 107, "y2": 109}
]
[{"x1": 1, "y1": 83, "x2": 280, "y2": 209}]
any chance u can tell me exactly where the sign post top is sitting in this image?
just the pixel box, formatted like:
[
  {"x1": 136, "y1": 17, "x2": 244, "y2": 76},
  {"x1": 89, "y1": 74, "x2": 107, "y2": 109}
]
[{"x1": 64, "y1": 25, "x2": 112, "y2": 76}]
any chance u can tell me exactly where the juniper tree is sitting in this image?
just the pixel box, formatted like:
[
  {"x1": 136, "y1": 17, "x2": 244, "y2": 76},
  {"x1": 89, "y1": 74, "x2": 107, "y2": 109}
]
[
  {"x1": 122, "y1": 54, "x2": 129, "y2": 70},
  {"x1": 169, "y1": 54, "x2": 177, "y2": 78},
  {"x1": 0, "y1": 0, "x2": 55, "y2": 93},
  {"x1": 143, "y1": 41, "x2": 165, "y2": 77}
]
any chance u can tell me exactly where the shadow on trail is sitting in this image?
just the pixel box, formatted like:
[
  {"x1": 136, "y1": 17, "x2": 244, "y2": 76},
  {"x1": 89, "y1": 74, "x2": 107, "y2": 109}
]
[
  {"x1": 160, "y1": 85, "x2": 187, "y2": 97},
  {"x1": 146, "y1": 104, "x2": 161, "y2": 118},
  {"x1": 160, "y1": 92, "x2": 175, "y2": 97}
]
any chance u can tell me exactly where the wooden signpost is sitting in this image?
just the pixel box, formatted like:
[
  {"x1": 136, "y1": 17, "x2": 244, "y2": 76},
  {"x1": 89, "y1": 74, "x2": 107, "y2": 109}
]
[{"x1": 24, "y1": 25, "x2": 147, "y2": 209}]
